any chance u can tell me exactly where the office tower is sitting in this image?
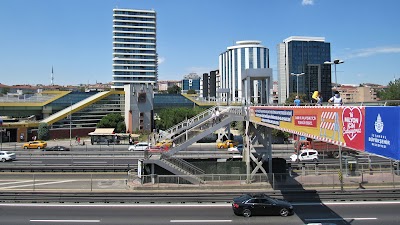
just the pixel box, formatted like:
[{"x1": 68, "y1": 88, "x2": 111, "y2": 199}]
[
  {"x1": 182, "y1": 73, "x2": 201, "y2": 93},
  {"x1": 277, "y1": 36, "x2": 331, "y2": 104},
  {"x1": 219, "y1": 40, "x2": 269, "y2": 102},
  {"x1": 112, "y1": 8, "x2": 157, "y2": 89}
]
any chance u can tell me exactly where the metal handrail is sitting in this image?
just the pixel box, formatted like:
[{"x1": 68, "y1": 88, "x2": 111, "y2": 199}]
[
  {"x1": 161, "y1": 156, "x2": 205, "y2": 175},
  {"x1": 161, "y1": 106, "x2": 218, "y2": 139}
]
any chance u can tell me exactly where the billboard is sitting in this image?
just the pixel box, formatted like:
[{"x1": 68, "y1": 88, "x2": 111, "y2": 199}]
[
  {"x1": 364, "y1": 107, "x2": 400, "y2": 160},
  {"x1": 249, "y1": 106, "x2": 366, "y2": 151}
]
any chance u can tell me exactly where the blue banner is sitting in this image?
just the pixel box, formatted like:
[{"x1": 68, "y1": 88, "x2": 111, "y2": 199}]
[{"x1": 364, "y1": 107, "x2": 400, "y2": 160}]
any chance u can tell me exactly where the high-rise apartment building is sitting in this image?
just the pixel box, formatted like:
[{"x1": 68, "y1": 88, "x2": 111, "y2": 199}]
[
  {"x1": 277, "y1": 36, "x2": 331, "y2": 103},
  {"x1": 112, "y1": 8, "x2": 157, "y2": 89},
  {"x1": 219, "y1": 40, "x2": 270, "y2": 102}
]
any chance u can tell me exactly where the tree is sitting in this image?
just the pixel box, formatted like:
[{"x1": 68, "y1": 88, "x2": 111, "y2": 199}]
[
  {"x1": 97, "y1": 113, "x2": 126, "y2": 133},
  {"x1": 155, "y1": 107, "x2": 205, "y2": 130},
  {"x1": 37, "y1": 122, "x2": 50, "y2": 140},
  {"x1": 377, "y1": 78, "x2": 400, "y2": 105},
  {"x1": 285, "y1": 93, "x2": 308, "y2": 105},
  {"x1": 187, "y1": 89, "x2": 197, "y2": 94},
  {"x1": 167, "y1": 85, "x2": 181, "y2": 94},
  {"x1": 1, "y1": 87, "x2": 10, "y2": 95}
]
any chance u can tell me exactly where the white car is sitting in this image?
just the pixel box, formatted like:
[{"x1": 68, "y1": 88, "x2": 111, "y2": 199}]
[
  {"x1": 290, "y1": 149, "x2": 319, "y2": 162},
  {"x1": 128, "y1": 142, "x2": 150, "y2": 151},
  {"x1": 0, "y1": 151, "x2": 16, "y2": 162}
]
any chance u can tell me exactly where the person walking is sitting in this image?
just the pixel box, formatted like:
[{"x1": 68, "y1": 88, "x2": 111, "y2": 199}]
[
  {"x1": 211, "y1": 110, "x2": 216, "y2": 126},
  {"x1": 316, "y1": 93, "x2": 323, "y2": 106},
  {"x1": 215, "y1": 108, "x2": 220, "y2": 123},
  {"x1": 294, "y1": 96, "x2": 301, "y2": 106},
  {"x1": 328, "y1": 91, "x2": 343, "y2": 106}
]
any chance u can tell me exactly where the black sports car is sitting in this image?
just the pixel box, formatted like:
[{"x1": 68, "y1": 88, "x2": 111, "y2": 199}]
[
  {"x1": 232, "y1": 193, "x2": 294, "y2": 217},
  {"x1": 44, "y1": 146, "x2": 70, "y2": 151}
]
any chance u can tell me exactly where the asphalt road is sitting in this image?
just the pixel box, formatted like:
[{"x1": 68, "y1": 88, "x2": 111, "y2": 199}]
[{"x1": 0, "y1": 201, "x2": 399, "y2": 225}]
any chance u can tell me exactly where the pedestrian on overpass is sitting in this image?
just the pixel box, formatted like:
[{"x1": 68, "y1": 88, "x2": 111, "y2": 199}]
[
  {"x1": 328, "y1": 91, "x2": 343, "y2": 106},
  {"x1": 294, "y1": 96, "x2": 301, "y2": 106},
  {"x1": 215, "y1": 108, "x2": 220, "y2": 123}
]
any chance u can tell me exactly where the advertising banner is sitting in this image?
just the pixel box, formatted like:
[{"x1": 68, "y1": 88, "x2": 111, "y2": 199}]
[
  {"x1": 249, "y1": 106, "x2": 366, "y2": 151},
  {"x1": 364, "y1": 107, "x2": 400, "y2": 160}
]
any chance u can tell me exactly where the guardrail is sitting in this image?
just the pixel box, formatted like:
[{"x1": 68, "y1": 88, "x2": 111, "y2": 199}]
[
  {"x1": 2, "y1": 190, "x2": 400, "y2": 203},
  {"x1": 0, "y1": 165, "x2": 136, "y2": 172}
]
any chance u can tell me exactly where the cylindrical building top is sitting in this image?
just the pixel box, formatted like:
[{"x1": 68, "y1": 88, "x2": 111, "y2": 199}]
[{"x1": 227, "y1": 40, "x2": 264, "y2": 50}]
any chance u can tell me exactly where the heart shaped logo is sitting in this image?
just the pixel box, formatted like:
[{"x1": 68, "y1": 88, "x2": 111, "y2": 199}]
[
  {"x1": 342, "y1": 107, "x2": 362, "y2": 141},
  {"x1": 342, "y1": 107, "x2": 364, "y2": 150}
]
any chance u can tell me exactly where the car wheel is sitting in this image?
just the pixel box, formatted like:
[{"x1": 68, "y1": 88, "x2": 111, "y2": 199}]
[
  {"x1": 1, "y1": 158, "x2": 5, "y2": 162},
  {"x1": 242, "y1": 209, "x2": 252, "y2": 217},
  {"x1": 313, "y1": 158, "x2": 318, "y2": 162},
  {"x1": 38, "y1": 146, "x2": 41, "y2": 149},
  {"x1": 333, "y1": 152, "x2": 340, "y2": 159},
  {"x1": 279, "y1": 208, "x2": 289, "y2": 217},
  {"x1": 24, "y1": 146, "x2": 28, "y2": 149}
]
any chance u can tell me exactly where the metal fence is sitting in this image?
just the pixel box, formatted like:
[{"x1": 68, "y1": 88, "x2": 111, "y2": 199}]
[{"x1": 129, "y1": 170, "x2": 400, "y2": 190}]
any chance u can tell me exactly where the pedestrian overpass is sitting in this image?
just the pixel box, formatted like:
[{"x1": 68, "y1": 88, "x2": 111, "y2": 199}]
[{"x1": 143, "y1": 104, "x2": 400, "y2": 184}]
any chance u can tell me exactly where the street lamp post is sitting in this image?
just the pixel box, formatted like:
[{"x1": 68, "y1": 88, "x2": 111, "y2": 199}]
[
  {"x1": 69, "y1": 101, "x2": 72, "y2": 146},
  {"x1": 290, "y1": 73, "x2": 305, "y2": 97},
  {"x1": 324, "y1": 59, "x2": 345, "y2": 191},
  {"x1": 324, "y1": 59, "x2": 344, "y2": 89}
]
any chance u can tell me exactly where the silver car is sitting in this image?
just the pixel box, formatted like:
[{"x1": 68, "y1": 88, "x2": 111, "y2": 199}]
[
  {"x1": 128, "y1": 142, "x2": 150, "y2": 151},
  {"x1": 0, "y1": 151, "x2": 16, "y2": 162}
]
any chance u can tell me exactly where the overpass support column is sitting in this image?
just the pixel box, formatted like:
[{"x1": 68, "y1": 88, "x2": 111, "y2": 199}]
[{"x1": 245, "y1": 122, "x2": 271, "y2": 184}]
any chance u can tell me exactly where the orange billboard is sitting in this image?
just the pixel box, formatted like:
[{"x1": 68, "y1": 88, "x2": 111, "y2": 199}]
[{"x1": 249, "y1": 106, "x2": 365, "y2": 151}]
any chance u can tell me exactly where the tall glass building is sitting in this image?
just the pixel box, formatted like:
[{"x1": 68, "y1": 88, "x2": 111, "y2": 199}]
[
  {"x1": 277, "y1": 36, "x2": 331, "y2": 104},
  {"x1": 219, "y1": 40, "x2": 269, "y2": 101},
  {"x1": 112, "y1": 8, "x2": 157, "y2": 89}
]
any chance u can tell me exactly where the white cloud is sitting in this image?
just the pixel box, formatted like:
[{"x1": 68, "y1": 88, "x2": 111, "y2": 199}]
[
  {"x1": 346, "y1": 47, "x2": 400, "y2": 59},
  {"x1": 158, "y1": 56, "x2": 165, "y2": 64},
  {"x1": 302, "y1": 0, "x2": 314, "y2": 5}
]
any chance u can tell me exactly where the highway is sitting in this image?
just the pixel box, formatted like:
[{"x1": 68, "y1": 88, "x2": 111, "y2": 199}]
[{"x1": 0, "y1": 201, "x2": 399, "y2": 225}]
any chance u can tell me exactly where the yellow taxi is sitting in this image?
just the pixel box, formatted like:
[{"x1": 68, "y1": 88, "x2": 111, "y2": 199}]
[
  {"x1": 216, "y1": 140, "x2": 239, "y2": 149},
  {"x1": 155, "y1": 140, "x2": 173, "y2": 148},
  {"x1": 23, "y1": 141, "x2": 47, "y2": 149}
]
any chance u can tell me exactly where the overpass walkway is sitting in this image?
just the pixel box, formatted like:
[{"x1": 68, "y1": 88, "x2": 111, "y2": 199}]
[{"x1": 145, "y1": 104, "x2": 400, "y2": 185}]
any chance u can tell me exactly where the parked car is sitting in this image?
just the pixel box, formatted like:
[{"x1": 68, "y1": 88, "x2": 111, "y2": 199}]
[
  {"x1": 44, "y1": 146, "x2": 70, "y2": 151},
  {"x1": 290, "y1": 149, "x2": 319, "y2": 162},
  {"x1": 22, "y1": 141, "x2": 47, "y2": 149},
  {"x1": 0, "y1": 151, "x2": 16, "y2": 162},
  {"x1": 128, "y1": 142, "x2": 150, "y2": 151},
  {"x1": 232, "y1": 193, "x2": 294, "y2": 217}
]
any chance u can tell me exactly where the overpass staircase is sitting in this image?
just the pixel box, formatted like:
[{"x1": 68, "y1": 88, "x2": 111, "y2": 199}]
[{"x1": 144, "y1": 106, "x2": 245, "y2": 184}]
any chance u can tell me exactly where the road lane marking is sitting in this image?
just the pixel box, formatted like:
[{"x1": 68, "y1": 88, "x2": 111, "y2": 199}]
[
  {"x1": 30, "y1": 219, "x2": 100, "y2": 223},
  {"x1": 73, "y1": 162, "x2": 107, "y2": 164},
  {"x1": 0, "y1": 180, "x2": 33, "y2": 186},
  {"x1": 306, "y1": 217, "x2": 377, "y2": 221},
  {"x1": 0, "y1": 180, "x2": 76, "y2": 189},
  {"x1": 171, "y1": 220, "x2": 231, "y2": 223}
]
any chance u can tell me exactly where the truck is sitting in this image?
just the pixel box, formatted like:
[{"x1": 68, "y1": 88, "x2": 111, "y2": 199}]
[{"x1": 294, "y1": 139, "x2": 358, "y2": 158}]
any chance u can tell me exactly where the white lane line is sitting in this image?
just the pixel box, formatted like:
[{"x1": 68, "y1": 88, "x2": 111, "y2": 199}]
[
  {"x1": 171, "y1": 220, "x2": 232, "y2": 223},
  {"x1": 30, "y1": 219, "x2": 100, "y2": 223},
  {"x1": 0, "y1": 180, "x2": 33, "y2": 186},
  {"x1": 306, "y1": 217, "x2": 377, "y2": 221},
  {"x1": 13, "y1": 161, "x2": 42, "y2": 163},
  {"x1": 0, "y1": 180, "x2": 76, "y2": 189},
  {"x1": 73, "y1": 162, "x2": 107, "y2": 164}
]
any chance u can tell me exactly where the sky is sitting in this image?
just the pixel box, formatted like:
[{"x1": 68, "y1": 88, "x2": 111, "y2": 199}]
[{"x1": 0, "y1": 0, "x2": 399, "y2": 86}]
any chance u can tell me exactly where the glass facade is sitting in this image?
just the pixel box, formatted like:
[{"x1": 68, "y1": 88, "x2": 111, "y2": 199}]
[
  {"x1": 112, "y1": 9, "x2": 157, "y2": 89},
  {"x1": 278, "y1": 37, "x2": 331, "y2": 103}
]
